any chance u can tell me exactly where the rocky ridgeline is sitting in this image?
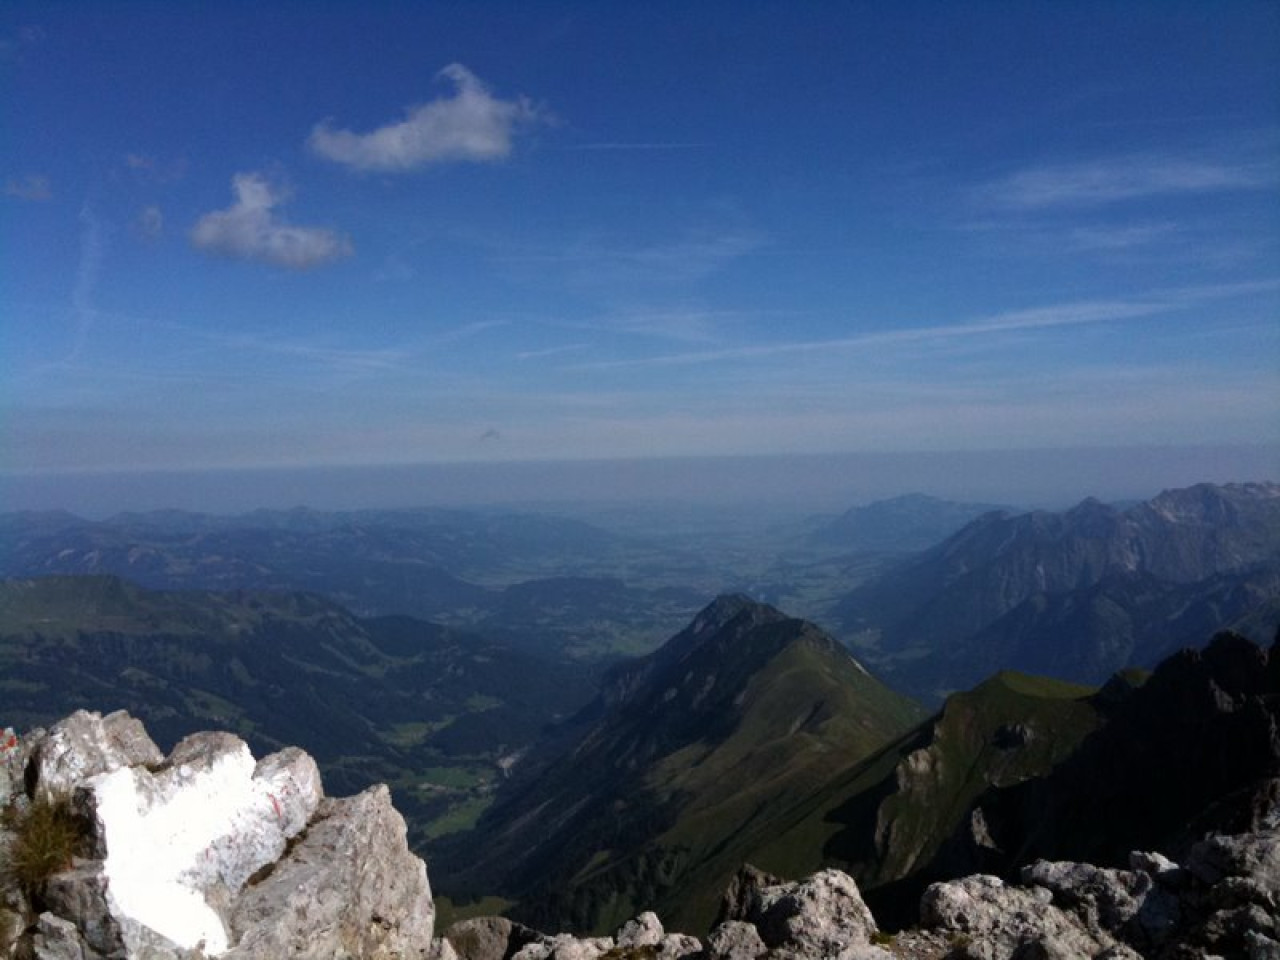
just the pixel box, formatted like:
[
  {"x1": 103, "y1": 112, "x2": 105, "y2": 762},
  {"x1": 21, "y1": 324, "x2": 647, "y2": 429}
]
[{"x1": 2, "y1": 712, "x2": 1279, "y2": 959}]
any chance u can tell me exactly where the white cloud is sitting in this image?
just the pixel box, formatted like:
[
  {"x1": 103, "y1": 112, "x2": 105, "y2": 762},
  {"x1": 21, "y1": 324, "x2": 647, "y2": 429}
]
[
  {"x1": 123, "y1": 152, "x2": 187, "y2": 183},
  {"x1": 135, "y1": 205, "x2": 164, "y2": 240},
  {"x1": 190, "y1": 173, "x2": 352, "y2": 270},
  {"x1": 5, "y1": 174, "x2": 51, "y2": 201},
  {"x1": 308, "y1": 63, "x2": 542, "y2": 172},
  {"x1": 983, "y1": 152, "x2": 1275, "y2": 210},
  {"x1": 69, "y1": 203, "x2": 104, "y2": 360}
]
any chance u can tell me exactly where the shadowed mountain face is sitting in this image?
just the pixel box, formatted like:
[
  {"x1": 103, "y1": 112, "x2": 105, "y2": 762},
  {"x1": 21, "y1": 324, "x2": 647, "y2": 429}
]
[
  {"x1": 851, "y1": 631, "x2": 1280, "y2": 927},
  {"x1": 834, "y1": 482, "x2": 1280, "y2": 699},
  {"x1": 436, "y1": 595, "x2": 925, "y2": 935},
  {"x1": 0, "y1": 575, "x2": 595, "y2": 850}
]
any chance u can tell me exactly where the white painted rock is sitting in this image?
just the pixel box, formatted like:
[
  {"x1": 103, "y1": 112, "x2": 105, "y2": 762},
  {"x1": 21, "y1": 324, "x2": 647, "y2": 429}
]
[
  {"x1": 6, "y1": 710, "x2": 431, "y2": 960},
  {"x1": 84, "y1": 731, "x2": 322, "y2": 955}
]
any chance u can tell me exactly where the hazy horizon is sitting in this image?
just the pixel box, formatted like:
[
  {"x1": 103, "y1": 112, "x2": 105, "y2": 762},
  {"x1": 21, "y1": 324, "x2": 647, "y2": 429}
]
[{"x1": 2, "y1": 443, "x2": 1275, "y2": 520}]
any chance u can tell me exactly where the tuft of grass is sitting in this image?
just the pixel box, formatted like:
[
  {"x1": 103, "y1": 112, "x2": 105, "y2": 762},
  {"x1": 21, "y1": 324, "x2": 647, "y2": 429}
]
[{"x1": 2, "y1": 794, "x2": 84, "y2": 895}]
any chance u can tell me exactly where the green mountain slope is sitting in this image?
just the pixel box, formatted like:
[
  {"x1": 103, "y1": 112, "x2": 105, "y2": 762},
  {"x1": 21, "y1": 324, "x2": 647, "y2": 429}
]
[
  {"x1": 744, "y1": 668, "x2": 1106, "y2": 926},
  {"x1": 0, "y1": 574, "x2": 595, "y2": 850},
  {"x1": 742, "y1": 631, "x2": 1279, "y2": 929},
  {"x1": 437, "y1": 595, "x2": 925, "y2": 934}
]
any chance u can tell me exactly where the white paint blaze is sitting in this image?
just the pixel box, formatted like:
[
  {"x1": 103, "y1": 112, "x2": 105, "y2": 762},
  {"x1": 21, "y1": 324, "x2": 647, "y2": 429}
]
[{"x1": 91, "y1": 745, "x2": 259, "y2": 955}]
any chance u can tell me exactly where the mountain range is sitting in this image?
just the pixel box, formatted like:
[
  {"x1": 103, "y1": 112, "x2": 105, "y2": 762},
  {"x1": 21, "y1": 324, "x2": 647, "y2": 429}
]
[
  {"x1": 807, "y1": 493, "x2": 1008, "y2": 554},
  {"x1": 2, "y1": 480, "x2": 1278, "y2": 941},
  {"x1": 0, "y1": 507, "x2": 708, "y2": 661},
  {"x1": 833, "y1": 482, "x2": 1280, "y2": 698},
  {"x1": 437, "y1": 596, "x2": 1279, "y2": 936}
]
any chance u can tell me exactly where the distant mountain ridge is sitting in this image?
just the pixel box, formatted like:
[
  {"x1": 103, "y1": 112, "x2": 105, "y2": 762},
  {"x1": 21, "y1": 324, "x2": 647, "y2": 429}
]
[
  {"x1": 0, "y1": 507, "x2": 706, "y2": 661},
  {"x1": 809, "y1": 493, "x2": 1008, "y2": 553},
  {"x1": 833, "y1": 481, "x2": 1280, "y2": 697}
]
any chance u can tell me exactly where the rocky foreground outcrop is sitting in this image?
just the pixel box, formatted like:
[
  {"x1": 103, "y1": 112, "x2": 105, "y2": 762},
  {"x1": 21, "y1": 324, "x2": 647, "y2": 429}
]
[
  {"x1": 0, "y1": 710, "x2": 432, "y2": 959},
  {"x1": 434, "y1": 816, "x2": 1280, "y2": 959},
  {"x1": 3, "y1": 710, "x2": 1278, "y2": 959}
]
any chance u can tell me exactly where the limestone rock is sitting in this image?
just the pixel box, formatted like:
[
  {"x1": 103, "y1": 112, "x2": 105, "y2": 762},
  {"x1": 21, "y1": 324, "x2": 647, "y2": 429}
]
[
  {"x1": 1128, "y1": 850, "x2": 1184, "y2": 889},
  {"x1": 1245, "y1": 930, "x2": 1280, "y2": 959},
  {"x1": 1020, "y1": 859, "x2": 1179, "y2": 947},
  {"x1": 653, "y1": 932, "x2": 702, "y2": 958},
  {"x1": 705, "y1": 921, "x2": 766, "y2": 960},
  {"x1": 30, "y1": 711, "x2": 164, "y2": 804},
  {"x1": 1187, "y1": 830, "x2": 1280, "y2": 906},
  {"x1": 921, "y1": 873, "x2": 1120, "y2": 959},
  {"x1": 615, "y1": 911, "x2": 663, "y2": 949},
  {"x1": 1, "y1": 711, "x2": 430, "y2": 960},
  {"x1": 31, "y1": 913, "x2": 88, "y2": 960},
  {"x1": 445, "y1": 916, "x2": 541, "y2": 960},
  {"x1": 509, "y1": 933, "x2": 614, "y2": 960},
  {"x1": 750, "y1": 869, "x2": 879, "y2": 957},
  {"x1": 0, "y1": 726, "x2": 29, "y2": 810},
  {"x1": 716, "y1": 864, "x2": 784, "y2": 927},
  {"x1": 225, "y1": 785, "x2": 433, "y2": 959},
  {"x1": 41, "y1": 865, "x2": 124, "y2": 958}
]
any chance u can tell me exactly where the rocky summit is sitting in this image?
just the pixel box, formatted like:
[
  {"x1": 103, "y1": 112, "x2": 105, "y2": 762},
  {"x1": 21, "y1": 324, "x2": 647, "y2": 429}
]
[
  {"x1": 0, "y1": 709, "x2": 432, "y2": 959},
  {"x1": 3, "y1": 710, "x2": 1280, "y2": 959}
]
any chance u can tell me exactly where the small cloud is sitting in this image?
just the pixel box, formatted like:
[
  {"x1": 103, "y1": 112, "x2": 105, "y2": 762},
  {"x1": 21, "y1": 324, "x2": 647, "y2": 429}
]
[
  {"x1": 981, "y1": 153, "x2": 1275, "y2": 210},
  {"x1": 0, "y1": 24, "x2": 45, "y2": 63},
  {"x1": 374, "y1": 254, "x2": 415, "y2": 283},
  {"x1": 122, "y1": 152, "x2": 187, "y2": 184},
  {"x1": 1067, "y1": 222, "x2": 1178, "y2": 251},
  {"x1": 5, "y1": 174, "x2": 51, "y2": 201},
  {"x1": 190, "y1": 172, "x2": 352, "y2": 270},
  {"x1": 479, "y1": 428, "x2": 502, "y2": 442},
  {"x1": 517, "y1": 343, "x2": 588, "y2": 361},
  {"x1": 134, "y1": 205, "x2": 164, "y2": 240},
  {"x1": 308, "y1": 63, "x2": 544, "y2": 172}
]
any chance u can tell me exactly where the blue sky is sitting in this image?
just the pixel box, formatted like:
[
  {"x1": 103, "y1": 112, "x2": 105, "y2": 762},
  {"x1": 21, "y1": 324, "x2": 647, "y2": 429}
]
[{"x1": 2, "y1": 1, "x2": 1278, "y2": 502}]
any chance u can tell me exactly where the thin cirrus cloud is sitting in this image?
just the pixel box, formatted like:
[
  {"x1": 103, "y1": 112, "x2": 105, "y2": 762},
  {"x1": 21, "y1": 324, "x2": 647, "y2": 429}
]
[
  {"x1": 308, "y1": 63, "x2": 543, "y2": 172},
  {"x1": 5, "y1": 174, "x2": 52, "y2": 201},
  {"x1": 190, "y1": 172, "x2": 352, "y2": 270},
  {"x1": 577, "y1": 281, "x2": 1277, "y2": 370},
  {"x1": 982, "y1": 152, "x2": 1276, "y2": 210}
]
